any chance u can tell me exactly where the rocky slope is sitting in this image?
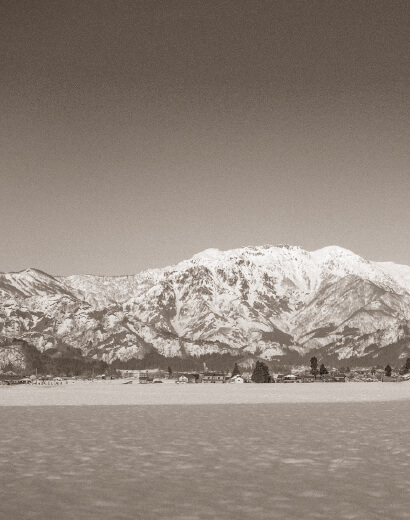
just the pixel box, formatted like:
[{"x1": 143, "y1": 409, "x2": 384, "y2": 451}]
[{"x1": 1, "y1": 245, "x2": 409, "y2": 366}]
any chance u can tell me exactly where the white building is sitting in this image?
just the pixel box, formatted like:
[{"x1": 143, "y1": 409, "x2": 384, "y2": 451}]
[
  {"x1": 283, "y1": 374, "x2": 298, "y2": 383},
  {"x1": 228, "y1": 375, "x2": 244, "y2": 383}
]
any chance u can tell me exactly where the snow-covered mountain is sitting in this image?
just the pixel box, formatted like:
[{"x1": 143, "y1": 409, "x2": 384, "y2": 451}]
[
  {"x1": 372, "y1": 261, "x2": 410, "y2": 293},
  {"x1": 1, "y1": 245, "x2": 409, "y2": 366}
]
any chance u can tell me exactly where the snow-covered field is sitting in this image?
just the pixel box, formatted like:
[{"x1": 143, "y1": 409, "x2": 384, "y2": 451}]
[
  {"x1": 1, "y1": 389, "x2": 410, "y2": 519},
  {"x1": 1, "y1": 380, "x2": 410, "y2": 406}
]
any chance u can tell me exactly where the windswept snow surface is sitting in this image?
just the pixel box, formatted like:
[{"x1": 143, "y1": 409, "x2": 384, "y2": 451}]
[{"x1": 374, "y1": 261, "x2": 410, "y2": 293}]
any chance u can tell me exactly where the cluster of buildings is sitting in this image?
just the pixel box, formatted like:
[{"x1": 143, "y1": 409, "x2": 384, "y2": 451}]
[
  {"x1": 117, "y1": 370, "x2": 348, "y2": 384},
  {"x1": 118, "y1": 369, "x2": 246, "y2": 384},
  {"x1": 116, "y1": 367, "x2": 410, "y2": 384}
]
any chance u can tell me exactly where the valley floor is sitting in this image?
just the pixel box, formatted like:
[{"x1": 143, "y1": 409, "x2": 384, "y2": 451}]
[{"x1": 1, "y1": 379, "x2": 410, "y2": 406}]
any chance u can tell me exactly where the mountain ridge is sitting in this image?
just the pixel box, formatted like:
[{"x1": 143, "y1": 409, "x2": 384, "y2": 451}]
[{"x1": 1, "y1": 245, "x2": 409, "y2": 369}]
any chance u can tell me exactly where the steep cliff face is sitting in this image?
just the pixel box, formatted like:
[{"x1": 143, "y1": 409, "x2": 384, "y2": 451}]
[{"x1": 1, "y1": 245, "x2": 409, "y2": 366}]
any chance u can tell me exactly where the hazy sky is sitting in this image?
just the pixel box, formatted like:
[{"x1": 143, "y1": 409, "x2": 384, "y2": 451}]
[{"x1": 1, "y1": 0, "x2": 409, "y2": 274}]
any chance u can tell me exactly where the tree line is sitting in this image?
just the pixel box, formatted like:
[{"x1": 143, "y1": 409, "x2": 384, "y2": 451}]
[
  {"x1": 2, "y1": 338, "x2": 410, "y2": 379},
  {"x1": 2, "y1": 340, "x2": 109, "y2": 377},
  {"x1": 112, "y1": 351, "x2": 247, "y2": 374},
  {"x1": 310, "y1": 356, "x2": 410, "y2": 378}
]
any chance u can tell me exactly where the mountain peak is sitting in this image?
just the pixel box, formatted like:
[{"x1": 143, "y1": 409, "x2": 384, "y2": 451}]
[
  {"x1": 312, "y1": 245, "x2": 357, "y2": 257},
  {"x1": 191, "y1": 248, "x2": 222, "y2": 261},
  {"x1": 1, "y1": 244, "x2": 409, "y2": 367},
  {"x1": 19, "y1": 268, "x2": 53, "y2": 277},
  {"x1": 277, "y1": 244, "x2": 301, "y2": 250},
  {"x1": 191, "y1": 244, "x2": 306, "y2": 262}
]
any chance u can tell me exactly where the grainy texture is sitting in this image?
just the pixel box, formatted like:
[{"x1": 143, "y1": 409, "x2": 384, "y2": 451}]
[{"x1": 1, "y1": 402, "x2": 410, "y2": 519}]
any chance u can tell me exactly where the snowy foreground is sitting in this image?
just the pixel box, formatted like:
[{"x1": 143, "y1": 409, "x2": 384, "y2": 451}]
[{"x1": 1, "y1": 379, "x2": 410, "y2": 406}]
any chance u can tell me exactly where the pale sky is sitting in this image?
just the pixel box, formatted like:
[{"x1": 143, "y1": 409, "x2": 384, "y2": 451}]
[{"x1": 1, "y1": 0, "x2": 409, "y2": 275}]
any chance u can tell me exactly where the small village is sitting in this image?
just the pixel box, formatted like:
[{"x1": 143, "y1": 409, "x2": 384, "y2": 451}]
[
  {"x1": 2, "y1": 357, "x2": 410, "y2": 386},
  {"x1": 108, "y1": 356, "x2": 410, "y2": 384},
  {"x1": 119, "y1": 365, "x2": 410, "y2": 385}
]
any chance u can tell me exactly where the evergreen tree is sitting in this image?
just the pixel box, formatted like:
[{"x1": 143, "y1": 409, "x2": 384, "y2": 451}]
[
  {"x1": 251, "y1": 361, "x2": 271, "y2": 383},
  {"x1": 385, "y1": 364, "x2": 392, "y2": 377},
  {"x1": 310, "y1": 356, "x2": 319, "y2": 379},
  {"x1": 251, "y1": 361, "x2": 263, "y2": 383},
  {"x1": 319, "y1": 363, "x2": 328, "y2": 376},
  {"x1": 231, "y1": 362, "x2": 241, "y2": 377},
  {"x1": 262, "y1": 363, "x2": 271, "y2": 383}
]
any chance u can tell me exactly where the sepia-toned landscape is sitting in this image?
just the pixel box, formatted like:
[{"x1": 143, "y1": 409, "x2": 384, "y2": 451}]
[{"x1": 2, "y1": 0, "x2": 409, "y2": 518}]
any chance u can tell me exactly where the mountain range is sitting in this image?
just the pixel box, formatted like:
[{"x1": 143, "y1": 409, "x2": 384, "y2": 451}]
[{"x1": 1, "y1": 245, "x2": 410, "y2": 369}]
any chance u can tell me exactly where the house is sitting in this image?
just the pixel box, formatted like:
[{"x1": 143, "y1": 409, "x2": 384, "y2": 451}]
[
  {"x1": 321, "y1": 373, "x2": 346, "y2": 382},
  {"x1": 283, "y1": 374, "x2": 298, "y2": 383},
  {"x1": 228, "y1": 375, "x2": 244, "y2": 384},
  {"x1": 139, "y1": 372, "x2": 155, "y2": 384},
  {"x1": 300, "y1": 374, "x2": 315, "y2": 383},
  {"x1": 119, "y1": 369, "x2": 141, "y2": 380},
  {"x1": 177, "y1": 373, "x2": 199, "y2": 383},
  {"x1": 202, "y1": 373, "x2": 228, "y2": 383}
]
